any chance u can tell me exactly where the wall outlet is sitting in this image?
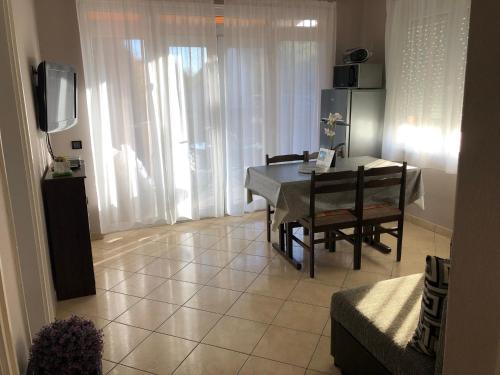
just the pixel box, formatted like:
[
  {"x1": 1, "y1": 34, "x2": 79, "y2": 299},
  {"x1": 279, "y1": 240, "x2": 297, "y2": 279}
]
[{"x1": 71, "y1": 140, "x2": 82, "y2": 149}]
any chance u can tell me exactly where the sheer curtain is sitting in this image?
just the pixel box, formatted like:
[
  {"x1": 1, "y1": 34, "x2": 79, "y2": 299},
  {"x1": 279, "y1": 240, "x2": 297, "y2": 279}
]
[
  {"x1": 77, "y1": 0, "x2": 224, "y2": 233},
  {"x1": 383, "y1": 0, "x2": 470, "y2": 173},
  {"x1": 222, "y1": 0, "x2": 336, "y2": 215}
]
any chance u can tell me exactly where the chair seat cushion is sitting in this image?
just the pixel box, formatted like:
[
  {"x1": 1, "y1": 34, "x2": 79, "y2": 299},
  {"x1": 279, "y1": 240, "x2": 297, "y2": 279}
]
[
  {"x1": 301, "y1": 209, "x2": 357, "y2": 227},
  {"x1": 363, "y1": 204, "x2": 401, "y2": 221},
  {"x1": 331, "y1": 274, "x2": 435, "y2": 375}
]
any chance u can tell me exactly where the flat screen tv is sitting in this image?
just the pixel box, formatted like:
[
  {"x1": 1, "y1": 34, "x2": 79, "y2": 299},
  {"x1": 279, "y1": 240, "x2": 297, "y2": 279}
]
[{"x1": 36, "y1": 61, "x2": 77, "y2": 133}]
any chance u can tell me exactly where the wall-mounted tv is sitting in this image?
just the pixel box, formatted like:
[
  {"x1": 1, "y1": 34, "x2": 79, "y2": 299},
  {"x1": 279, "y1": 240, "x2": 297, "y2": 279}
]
[{"x1": 36, "y1": 61, "x2": 77, "y2": 133}]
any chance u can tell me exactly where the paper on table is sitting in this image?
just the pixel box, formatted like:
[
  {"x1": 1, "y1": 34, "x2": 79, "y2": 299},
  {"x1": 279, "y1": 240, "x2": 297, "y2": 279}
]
[{"x1": 316, "y1": 148, "x2": 335, "y2": 171}]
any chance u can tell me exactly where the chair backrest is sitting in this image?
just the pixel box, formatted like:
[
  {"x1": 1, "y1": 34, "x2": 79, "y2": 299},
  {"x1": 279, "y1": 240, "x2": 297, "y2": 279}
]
[
  {"x1": 306, "y1": 151, "x2": 319, "y2": 161},
  {"x1": 362, "y1": 162, "x2": 408, "y2": 212},
  {"x1": 310, "y1": 167, "x2": 364, "y2": 224},
  {"x1": 266, "y1": 151, "x2": 308, "y2": 165}
]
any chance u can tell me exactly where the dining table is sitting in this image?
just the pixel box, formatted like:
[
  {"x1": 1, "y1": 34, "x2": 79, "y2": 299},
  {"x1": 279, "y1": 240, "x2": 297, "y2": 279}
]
[{"x1": 245, "y1": 156, "x2": 424, "y2": 269}]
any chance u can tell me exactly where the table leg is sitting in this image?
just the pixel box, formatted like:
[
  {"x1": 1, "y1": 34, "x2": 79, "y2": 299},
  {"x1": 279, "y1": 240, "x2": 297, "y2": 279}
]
[{"x1": 272, "y1": 223, "x2": 302, "y2": 270}]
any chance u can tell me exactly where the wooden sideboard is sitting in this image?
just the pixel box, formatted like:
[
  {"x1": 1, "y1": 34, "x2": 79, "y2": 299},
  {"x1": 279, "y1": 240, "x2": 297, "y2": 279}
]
[{"x1": 42, "y1": 163, "x2": 96, "y2": 300}]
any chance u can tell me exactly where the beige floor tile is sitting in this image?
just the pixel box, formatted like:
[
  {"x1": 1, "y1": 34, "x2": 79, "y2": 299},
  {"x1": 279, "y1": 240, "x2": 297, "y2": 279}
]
[
  {"x1": 228, "y1": 254, "x2": 270, "y2": 273},
  {"x1": 210, "y1": 238, "x2": 253, "y2": 252},
  {"x1": 391, "y1": 258, "x2": 426, "y2": 277},
  {"x1": 111, "y1": 273, "x2": 166, "y2": 297},
  {"x1": 357, "y1": 254, "x2": 394, "y2": 276},
  {"x1": 343, "y1": 270, "x2": 390, "y2": 289},
  {"x1": 102, "y1": 359, "x2": 116, "y2": 374},
  {"x1": 316, "y1": 250, "x2": 354, "y2": 269},
  {"x1": 239, "y1": 220, "x2": 266, "y2": 230},
  {"x1": 154, "y1": 232, "x2": 194, "y2": 245},
  {"x1": 173, "y1": 343, "x2": 247, "y2": 375},
  {"x1": 157, "y1": 245, "x2": 207, "y2": 261},
  {"x1": 185, "y1": 286, "x2": 241, "y2": 314},
  {"x1": 227, "y1": 227, "x2": 263, "y2": 241},
  {"x1": 239, "y1": 356, "x2": 305, "y2": 375},
  {"x1": 180, "y1": 234, "x2": 220, "y2": 248},
  {"x1": 103, "y1": 254, "x2": 157, "y2": 272},
  {"x1": 157, "y1": 306, "x2": 221, "y2": 342},
  {"x1": 247, "y1": 275, "x2": 298, "y2": 299},
  {"x1": 102, "y1": 322, "x2": 150, "y2": 362},
  {"x1": 322, "y1": 318, "x2": 331, "y2": 337},
  {"x1": 85, "y1": 213, "x2": 446, "y2": 375},
  {"x1": 137, "y1": 258, "x2": 188, "y2": 278},
  {"x1": 207, "y1": 268, "x2": 258, "y2": 292},
  {"x1": 58, "y1": 291, "x2": 140, "y2": 320},
  {"x1": 301, "y1": 266, "x2": 348, "y2": 288},
  {"x1": 95, "y1": 268, "x2": 134, "y2": 290},
  {"x1": 146, "y1": 279, "x2": 202, "y2": 305},
  {"x1": 197, "y1": 226, "x2": 235, "y2": 237},
  {"x1": 122, "y1": 333, "x2": 197, "y2": 375},
  {"x1": 202, "y1": 316, "x2": 267, "y2": 354},
  {"x1": 308, "y1": 336, "x2": 341, "y2": 374},
  {"x1": 193, "y1": 250, "x2": 238, "y2": 267},
  {"x1": 262, "y1": 257, "x2": 303, "y2": 280},
  {"x1": 243, "y1": 241, "x2": 276, "y2": 258},
  {"x1": 289, "y1": 280, "x2": 339, "y2": 308},
  {"x1": 172, "y1": 263, "x2": 222, "y2": 284},
  {"x1": 168, "y1": 222, "x2": 205, "y2": 233},
  {"x1": 253, "y1": 325, "x2": 320, "y2": 368},
  {"x1": 115, "y1": 299, "x2": 178, "y2": 330},
  {"x1": 227, "y1": 293, "x2": 283, "y2": 324},
  {"x1": 273, "y1": 301, "x2": 329, "y2": 334},
  {"x1": 306, "y1": 370, "x2": 330, "y2": 375},
  {"x1": 107, "y1": 365, "x2": 149, "y2": 374},
  {"x1": 255, "y1": 230, "x2": 280, "y2": 243},
  {"x1": 131, "y1": 241, "x2": 171, "y2": 256}
]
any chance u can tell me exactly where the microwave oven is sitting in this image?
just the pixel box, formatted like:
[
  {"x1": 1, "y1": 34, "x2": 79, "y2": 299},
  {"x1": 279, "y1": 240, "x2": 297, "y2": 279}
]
[{"x1": 333, "y1": 64, "x2": 383, "y2": 89}]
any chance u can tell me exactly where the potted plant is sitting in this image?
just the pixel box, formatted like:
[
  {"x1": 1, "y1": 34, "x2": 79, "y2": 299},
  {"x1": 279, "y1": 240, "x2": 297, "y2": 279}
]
[{"x1": 28, "y1": 316, "x2": 104, "y2": 375}]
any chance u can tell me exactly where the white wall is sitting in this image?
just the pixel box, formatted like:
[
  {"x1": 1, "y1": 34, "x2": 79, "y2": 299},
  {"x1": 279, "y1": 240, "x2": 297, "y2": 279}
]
[
  {"x1": 0, "y1": 137, "x2": 30, "y2": 374},
  {"x1": 34, "y1": 0, "x2": 101, "y2": 237},
  {"x1": 0, "y1": 0, "x2": 55, "y2": 348},
  {"x1": 443, "y1": 0, "x2": 500, "y2": 373},
  {"x1": 336, "y1": 0, "x2": 386, "y2": 65}
]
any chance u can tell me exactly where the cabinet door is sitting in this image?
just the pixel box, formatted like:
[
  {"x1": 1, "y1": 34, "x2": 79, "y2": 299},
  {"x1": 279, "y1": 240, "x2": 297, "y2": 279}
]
[{"x1": 43, "y1": 177, "x2": 95, "y2": 300}]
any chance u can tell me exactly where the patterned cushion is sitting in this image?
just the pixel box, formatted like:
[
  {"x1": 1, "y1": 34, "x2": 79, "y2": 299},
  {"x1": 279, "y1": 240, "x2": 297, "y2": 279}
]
[{"x1": 411, "y1": 256, "x2": 450, "y2": 356}]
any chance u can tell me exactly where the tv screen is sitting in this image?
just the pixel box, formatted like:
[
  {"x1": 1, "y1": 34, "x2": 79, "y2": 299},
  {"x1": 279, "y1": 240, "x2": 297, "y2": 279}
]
[{"x1": 37, "y1": 61, "x2": 77, "y2": 133}]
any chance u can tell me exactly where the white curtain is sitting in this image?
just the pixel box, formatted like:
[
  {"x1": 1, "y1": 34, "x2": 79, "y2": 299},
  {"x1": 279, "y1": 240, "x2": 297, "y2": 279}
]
[
  {"x1": 383, "y1": 0, "x2": 470, "y2": 173},
  {"x1": 77, "y1": 0, "x2": 224, "y2": 233},
  {"x1": 222, "y1": 0, "x2": 336, "y2": 215}
]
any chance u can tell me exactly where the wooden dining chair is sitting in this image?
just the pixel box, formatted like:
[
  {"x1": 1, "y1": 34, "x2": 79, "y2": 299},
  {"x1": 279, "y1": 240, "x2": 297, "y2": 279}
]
[
  {"x1": 359, "y1": 162, "x2": 408, "y2": 265},
  {"x1": 265, "y1": 152, "x2": 308, "y2": 243},
  {"x1": 289, "y1": 167, "x2": 364, "y2": 278}
]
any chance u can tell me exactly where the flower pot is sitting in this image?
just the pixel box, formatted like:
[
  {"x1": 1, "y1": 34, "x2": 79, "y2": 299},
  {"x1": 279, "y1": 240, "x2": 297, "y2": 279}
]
[
  {"x1": 330, "y1": 151, "x2": 337, "y2": 168},
  {"x1": 27, "y1": 361, "x2": 102, "y2": 375}
]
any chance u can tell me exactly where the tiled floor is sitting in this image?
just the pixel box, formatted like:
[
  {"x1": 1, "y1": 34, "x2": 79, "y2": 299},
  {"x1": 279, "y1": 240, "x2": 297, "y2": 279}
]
[{"x1": 57, "y1": 211, "x2": 451, "y2": 375}]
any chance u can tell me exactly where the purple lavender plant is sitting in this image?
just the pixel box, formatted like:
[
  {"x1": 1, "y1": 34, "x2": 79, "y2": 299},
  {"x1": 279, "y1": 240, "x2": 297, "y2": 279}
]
[{"x1": 29, "y1": 316, "x2": 103, "y2": 375}]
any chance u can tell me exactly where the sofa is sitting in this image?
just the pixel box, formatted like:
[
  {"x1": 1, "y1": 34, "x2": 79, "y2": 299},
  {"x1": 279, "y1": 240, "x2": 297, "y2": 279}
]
[{"x1": 330, "y1": 273, "x2": 446, "y2": 375}]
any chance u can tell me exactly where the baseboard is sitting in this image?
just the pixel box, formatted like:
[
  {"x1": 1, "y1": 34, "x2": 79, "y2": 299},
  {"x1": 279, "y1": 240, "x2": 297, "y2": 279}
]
[
  {"x1": 405, "y1": 214, "x2": 453, "y2": 238},
  {"x1": 90, "y1": 232, "x2": 104, "y2": 241}
]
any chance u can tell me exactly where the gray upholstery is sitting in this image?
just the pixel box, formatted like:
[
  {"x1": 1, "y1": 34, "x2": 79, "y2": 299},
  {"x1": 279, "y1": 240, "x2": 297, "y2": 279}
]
[
  {"x1": 331, "y1": 274, "x2": 435, "y2": 375},
  {"x1": 434, "y1": 298, "x2": 447, "y2": 375}
]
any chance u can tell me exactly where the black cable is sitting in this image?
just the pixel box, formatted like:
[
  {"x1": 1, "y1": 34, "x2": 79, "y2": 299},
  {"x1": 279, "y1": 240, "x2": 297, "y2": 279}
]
[{"x1": 46, "y1": 133, "x2": 55, "y2": 161}]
